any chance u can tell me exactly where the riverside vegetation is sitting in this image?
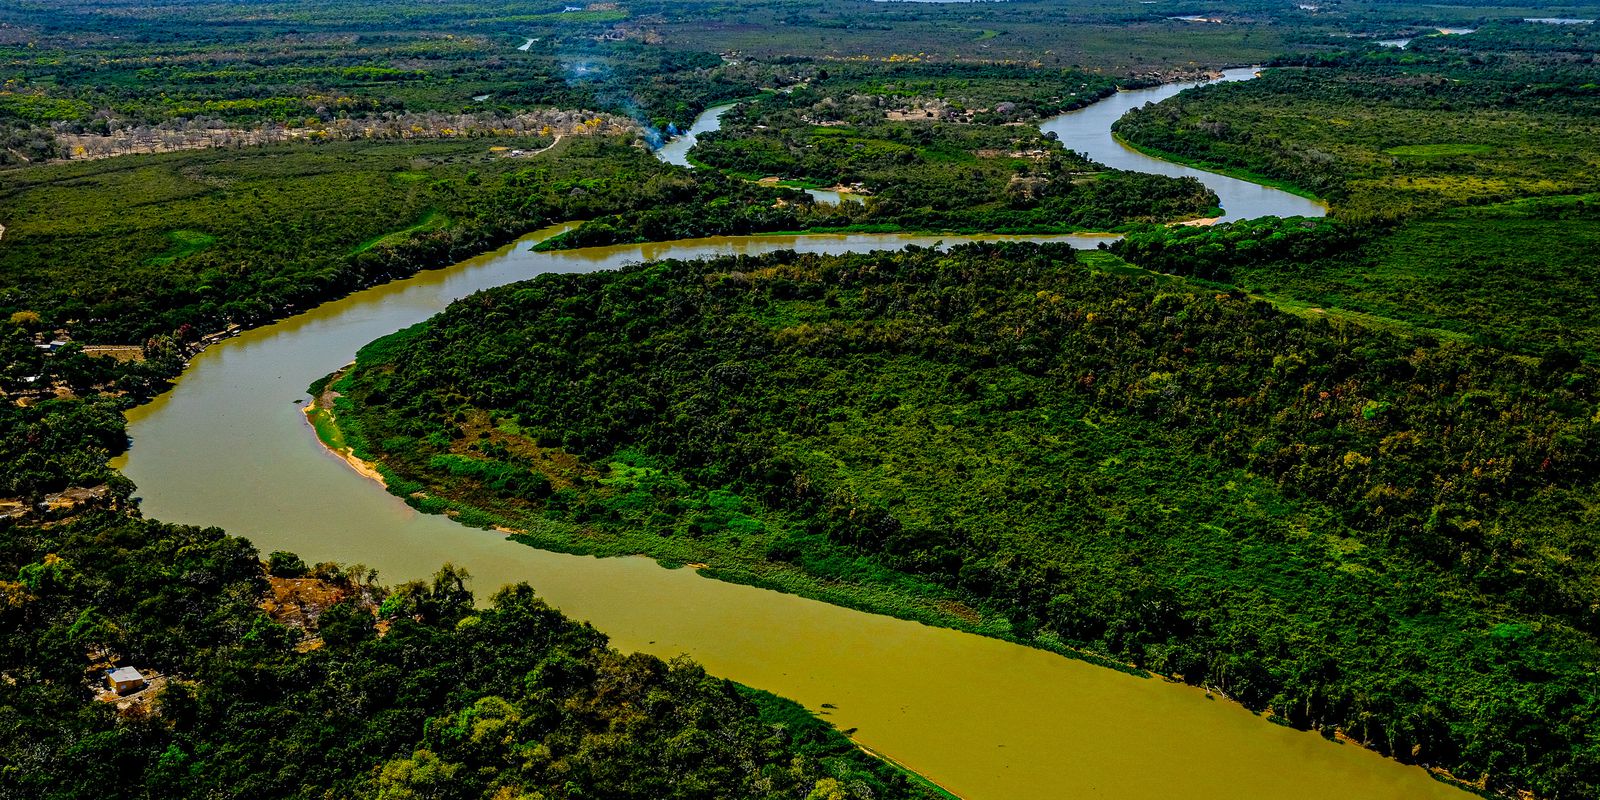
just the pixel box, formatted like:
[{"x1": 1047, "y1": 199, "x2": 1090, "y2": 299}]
[
  {"x1": 538, "y1": 63, "x2": 1219, "y2": 250},
  {"x1": 0, "y1": 100, "x2": 1207, "y2": 357},
  {"x1": 0, "y1": 137, "x2": 800, "y2": 345},
  {"x1": 1, "y1": 59, "x2": 1222, "y2": 350},
  {"x1": 1112, "y1": 22, "x2": 1600, "y2": 223},
  {"x1": 0, "y1": 0, "x2": 1437, "y2": 144},
  {"x1": 1110, "y1": 22, "x2": 1600, "y2": 358},
  {"x1": 0, "y1": 2, "x2": 1207, "y2": 519},
  {"x1": 0, "y1": 510, "x2": 945, "y2": 800},
  {"x1": 329, "y1": 243, "x2": 1600, "y2": 798},
  {"x1": 16, "y1": 0, "x2": 1550, "y2": 352},
  {"x1": 0, "y1": 258, "x2": 947, "y2": 800}
]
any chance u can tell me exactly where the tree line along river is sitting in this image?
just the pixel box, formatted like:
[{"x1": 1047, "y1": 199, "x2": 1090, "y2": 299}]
[{"x1": 113, "y1": 71, "x2": 1465, "y2": 800}]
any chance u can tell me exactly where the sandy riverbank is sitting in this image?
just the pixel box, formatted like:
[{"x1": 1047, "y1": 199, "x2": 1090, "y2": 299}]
[{"x1": 303, "y1": 371, "x2": 388, "y2": 488}]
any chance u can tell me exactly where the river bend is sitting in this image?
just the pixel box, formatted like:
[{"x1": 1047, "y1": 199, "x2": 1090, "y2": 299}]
[{"x1": 117, "y1": 70, "x2": 1444, "y2": 800}]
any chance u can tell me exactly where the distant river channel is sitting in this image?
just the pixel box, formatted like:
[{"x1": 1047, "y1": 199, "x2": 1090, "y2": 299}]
[
  {"x1": 116, "y1": 69, "x2": 1452, "y2": 800},
  {"x1": 662, "y1": 67, "x2": 1325, "y2": 218},
  {"x1": 1037, "y1": 67, "x2": 1326, "y2": 220}
]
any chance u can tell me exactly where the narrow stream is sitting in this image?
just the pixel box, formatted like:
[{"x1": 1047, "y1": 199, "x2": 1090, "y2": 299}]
[
  {"x1": 115, "y1": 70, "x2": 1461, "y2": 800},
  {"x1": 651, "y1": 103, "x2": 730, "y2": 168}
]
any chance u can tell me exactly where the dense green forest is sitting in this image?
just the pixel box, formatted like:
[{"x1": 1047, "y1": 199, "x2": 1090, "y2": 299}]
[
  {"x1": 0, "y1": 395, "x2": 130, "y2": 501},
  {"x1": 0, "y1": 511, "x2": 942, "y2": 800},
  {"x1": 1111, "y1": 195, "x2": 1600, "y2": 358},
  {"x1": 537, "y1": 164, "x2": 1215, "y2": 249},
  {"x1": 1108, "y1": 24, "x2": 1600, "y2": 361},
  {"x1": 333, "y1": 243, "x2": 1600, "y2": 798}
]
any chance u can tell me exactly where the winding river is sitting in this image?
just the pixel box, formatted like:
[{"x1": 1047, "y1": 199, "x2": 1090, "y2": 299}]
[
  {"x1": 1039, "y1": 67, "x2": 1325, "y2": 220},
  {"x1": 116, "y1": 70, "x2": 1449, "y2": 799}
]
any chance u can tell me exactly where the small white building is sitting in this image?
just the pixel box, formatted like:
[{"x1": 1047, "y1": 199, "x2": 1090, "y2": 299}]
[{"x1": 107, "y1": 666, "x2": 146, "y2": 695}]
